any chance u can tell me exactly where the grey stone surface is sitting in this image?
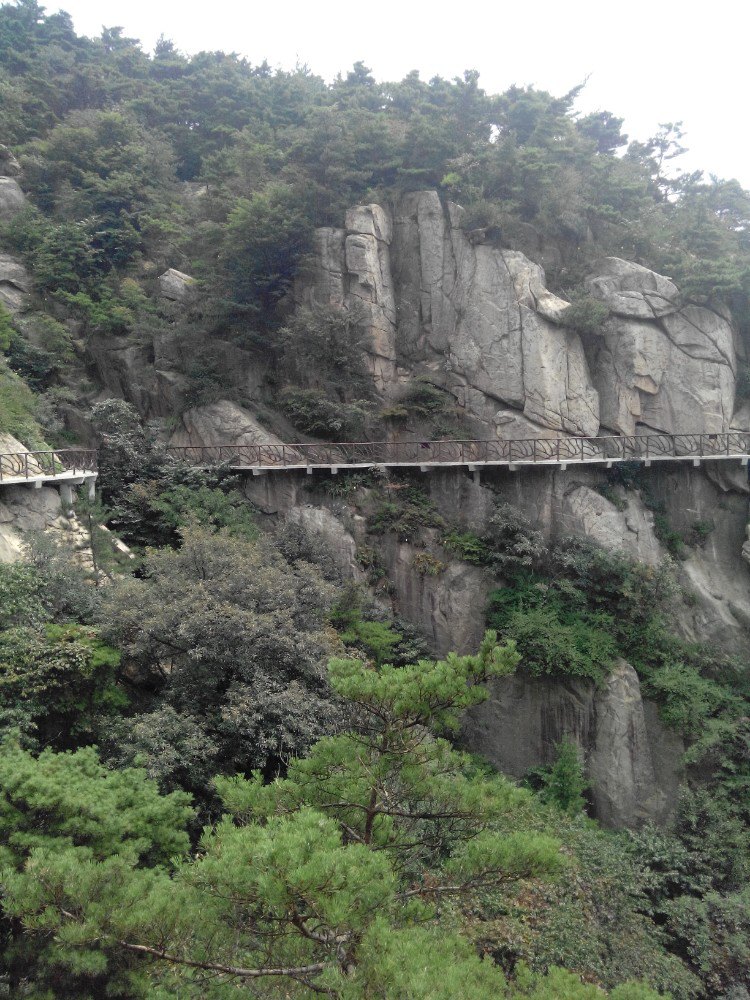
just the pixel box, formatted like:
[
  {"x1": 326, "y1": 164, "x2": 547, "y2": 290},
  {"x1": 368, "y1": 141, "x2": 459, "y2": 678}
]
[
  {"x1": 588, "y1": 659, "x2": 665, "y2": 828},
  {"x1": 462, "y1": 659, "x2": 674, "y2": 828},
  {"x1": 169, "y1": 400, "x2": 293, "y2": 451},
  {"x1": 0, "y1": 145, "x2": 21, "y2": 178},
  {"x1": 302, "y1": 212, "x2": 741, "y2": 445},
  {"x1": 560, "y1": 483, "x2": 661, "y2": 565},
  {"x1": 647, "y1": 463, "x2": 750, "y2": 654},
  {"x1": 0, "y1": 253, "x2": 31, "y2": 315},
  {"x1": 585, "y1": 257, "x2": 680, "y2": 319},
  {"x1": 345, "y1": 204, "x2": 392, "y2": 243},
  {"x1": 301, "y1": 191, "x2": 601, "y2": 437},
  {"x1": 382, "y1": 533, "x2": 492, "y2": 656},
  {"x1": 0, "y1": 485, "x2": 63, "y2": 564},
  {"x1": 296, "y1": 228, "x2": 347, "y2": 308},
  {"x1": 0, "y1": 177, "x2": 25, "y2": 223},
  {"x1": 588, "y1": 268, "x2": 736, "y2": 438},
  {"x1": 286, "y1": 506, "x2": 364, "y2": 582},
  {"x1": 157, "y1": 268, "x2": 196, "y2": 302},
  {"x1": 1, "y1": 484, "x2": 61, "y2": 530}
]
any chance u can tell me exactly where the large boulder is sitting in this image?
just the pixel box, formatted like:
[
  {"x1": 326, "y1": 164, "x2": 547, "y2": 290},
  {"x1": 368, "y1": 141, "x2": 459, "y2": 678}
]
[
  {"x1": 560, "y1": 483, "x2": 661, "y2": 566},
  {"x1": 588, "y1": 659, "x2": 665, "y2": 827},
  {"x1": 285, "y1": 506, "x2": 364, "y2": 582},
  {"x1": 461, "y1": 659, "x2": 673, "y2": 828},
  {"x1": 157, "y1": 268, "x2": 196, "y2": 302},
  {"x1": 587, "y1": 261, "x2": 736, "y2": 437},
  {"x1": 169, "y1": 400, "x2": 289, "y2": 451},
  {"x1": 0, "y1": 145, "x2": 21, "y2": 178},
  {"x1": 0, "y1": 177, "x2": 25, "y2": 223},
  {"x1": 585, "y1": 257, "x2": 680, "y2": 319},
  {"x1": 0, "y1": 253, "x2": 30, "y2": 315}
]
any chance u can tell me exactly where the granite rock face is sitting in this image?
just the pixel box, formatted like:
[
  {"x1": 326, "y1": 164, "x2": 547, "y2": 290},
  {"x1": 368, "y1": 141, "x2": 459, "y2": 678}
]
[
  {"x1": 229, "y1": 456, "x2": 749, "y2": 829},
  {"x1": 589, "y1": 659, "x2": 666, "y2": 828},
  {"x1": 461, "y1": 657, "x2": 678, "y2": 828},
  {"x1": 585, "y1": 257, "x2": 681, "y2": 320},
  {"x1": 586, "y1": 258, "x2": 736, "y2": 437},
  {"x1": 380, "y1": 532, "x2": 493, "y2": 656},
  {"x1": 169, "y1": 400, "x2": 290, "y2": 451},
  {"x1": 390, "y1": 192, "x2": 600, "y2": 436},
  {"x1": 559, "y1": 483, "x2": 661, "y2": 566},
  {"x1": 299, "y1": 198, "x2": 742, "y2": 450},
  {"x1": 157, "y1": 268, "x2": 196, "y2": 302},
  {"x1": 285, "y1": 506, "x2": 364, "y2": 582},
  {"x1": 0, "y1": 253, "x2": 31, "y2": 315},
  {"x1": 299, "y1": 192, "x2": 600, "y2": 435},
  {"x1": 0, "y1": 145, "x2": 21, "y2": 178},
  {"x1": 0, "y1": 177, "x2": 26, "y2": 223}
]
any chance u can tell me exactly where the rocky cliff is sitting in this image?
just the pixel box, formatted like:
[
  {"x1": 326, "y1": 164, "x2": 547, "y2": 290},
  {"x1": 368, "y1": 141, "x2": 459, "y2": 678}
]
[
  {"x1": 235, "y1": 192, "x2": 749, "y2": 829},
  {"x1": 5, "y1": 184, "x2": 749, "y2": 831},
  {"x1": 295, "y1": 192, "x2": 740, "y2": 447}
]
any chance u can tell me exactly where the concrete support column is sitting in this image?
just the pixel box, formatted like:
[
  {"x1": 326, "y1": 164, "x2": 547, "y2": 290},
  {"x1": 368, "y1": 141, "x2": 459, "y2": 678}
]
[{"x1": 59, "y1": 483, "x2": 75, "y2": 512}]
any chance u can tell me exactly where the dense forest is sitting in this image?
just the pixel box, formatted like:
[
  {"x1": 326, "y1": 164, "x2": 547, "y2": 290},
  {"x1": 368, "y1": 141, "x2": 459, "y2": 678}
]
[{"x1": 0, "y1": 1, "x2": 748, "y2": 997}]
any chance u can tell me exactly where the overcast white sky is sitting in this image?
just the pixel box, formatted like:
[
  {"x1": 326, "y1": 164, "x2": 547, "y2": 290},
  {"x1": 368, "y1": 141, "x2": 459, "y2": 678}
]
[{"x1": 50, "y1": 0, "x2": 750, "y2": 187}]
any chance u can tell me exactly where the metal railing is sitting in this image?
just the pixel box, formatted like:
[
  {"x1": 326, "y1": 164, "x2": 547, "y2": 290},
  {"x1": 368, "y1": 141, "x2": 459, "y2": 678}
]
[
  {"x1": 0, "y1": 449, "x2": 98, "y2": 481},
  {"x1": 166, "y1": 432, "x2": 750, "y2": 470}
]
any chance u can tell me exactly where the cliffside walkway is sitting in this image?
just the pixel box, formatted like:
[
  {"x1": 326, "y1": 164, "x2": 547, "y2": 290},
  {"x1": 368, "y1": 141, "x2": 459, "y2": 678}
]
[
  {"x1": 0, "y1": 449, "x2": 98, "y2": 499},
  {"x1": 167, "y1": 432, "x2": 750, "y2": 475}
]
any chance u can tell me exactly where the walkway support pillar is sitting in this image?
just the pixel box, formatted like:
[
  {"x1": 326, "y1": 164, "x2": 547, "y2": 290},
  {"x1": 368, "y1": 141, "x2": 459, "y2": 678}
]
[{"x1": 59, "y1": 483, "x2": 74, "y2": 512}]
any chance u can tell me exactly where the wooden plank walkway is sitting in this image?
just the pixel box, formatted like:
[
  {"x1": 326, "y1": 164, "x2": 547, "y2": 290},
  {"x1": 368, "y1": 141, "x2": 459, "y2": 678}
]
[{"x1": 166, "y1": 432, "x2": 750, "y2": 475}]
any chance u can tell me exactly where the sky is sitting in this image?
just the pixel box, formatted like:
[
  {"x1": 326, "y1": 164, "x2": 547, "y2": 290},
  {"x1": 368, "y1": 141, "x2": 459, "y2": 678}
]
[{"x1": 50, "y1": 0, "x2": 750, "y2": 188}]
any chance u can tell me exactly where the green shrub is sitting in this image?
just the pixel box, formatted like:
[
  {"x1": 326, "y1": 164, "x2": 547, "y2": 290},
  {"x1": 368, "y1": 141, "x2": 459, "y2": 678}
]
[
  {"x1": 536, "y1": 739, "x2": 589, "y2": 814},
  {"x1": 644, "y1": 663, "x2": 741, "y2": 736},
  {"x1": 278, "y1": 302, "x2": 373, "y2": 398},
  {"x1": 498, "y1": 604, "x2": 616, "y2": 681},
  {"x1": 684, "y1": 519, "x2": 715, "y2": 548},
  {"x1": 0, "y1": 359, "x2": 49, "y2": 449},
  {"x1": 280, "y1": 386, "x2": 373, "y2": 440},
  {"x1": 442, "y1": 529, "x2": 492, "y2": 565},
  {"x1": 484, "y1": 501, "x2": 548, "y2": 571},
  {"x1": 7, "y1": 334, "x2": 59, "y2": 389},
  {"x1": 559, "y1": 292, "x2": 610, "y2": 336},
  {"x1": 595, "y1": 483, "x2": 628, "y2": 511},
  {"x1": 413, "y1": 551, "x2": 446, "y2": 576},
  {"x1": 0, "y1": 302, "x2": 13, "y2": 352},
  {"x1": 400, "y1": 377, "x2": 455, "y2": 417},
  {"x1": 370, "y1": 481, "x2": 445, "y2": 538}
]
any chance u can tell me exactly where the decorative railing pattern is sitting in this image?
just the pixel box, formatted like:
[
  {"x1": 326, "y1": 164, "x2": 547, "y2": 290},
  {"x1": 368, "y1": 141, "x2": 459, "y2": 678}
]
[
  {"x1": 166, "y1": 433, "x2": 750, "y2": 470},
  {"x1": 0, "y1": 449, "x2": 98, "y2": 481}
]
